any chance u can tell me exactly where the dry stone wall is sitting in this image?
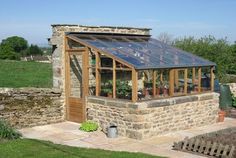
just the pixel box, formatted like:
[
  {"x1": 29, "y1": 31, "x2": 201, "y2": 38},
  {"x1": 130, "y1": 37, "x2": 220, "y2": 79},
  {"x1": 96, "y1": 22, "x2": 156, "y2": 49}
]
[
  {"x1": 87, "y1": 93, "x2": 219, "y2": 140},
  {"x1": 228, "y1": 83, "x2": 236, "y2": 96},
  {"x1": 0, "y1": 88, "x2": 64, "y2": 128}
]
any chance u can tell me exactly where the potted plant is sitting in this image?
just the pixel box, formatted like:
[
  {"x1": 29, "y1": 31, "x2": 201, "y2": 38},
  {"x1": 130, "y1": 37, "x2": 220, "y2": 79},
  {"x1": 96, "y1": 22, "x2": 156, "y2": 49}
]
[
  {"x1": 103, "y1": 88, "x2": 112, "y2": 98},
  {"x1": 156, "y1": 81, "x2": 161, "y2": 96},
  {"x1": 218, "y1": 109, "x2": 226, "y2": 122},
  {"x1": 162, "y1": 81, "x2": 169, "y2": 96},
  {"x1": 116, "y1": 80, "x2": 132, "y2": 99}
]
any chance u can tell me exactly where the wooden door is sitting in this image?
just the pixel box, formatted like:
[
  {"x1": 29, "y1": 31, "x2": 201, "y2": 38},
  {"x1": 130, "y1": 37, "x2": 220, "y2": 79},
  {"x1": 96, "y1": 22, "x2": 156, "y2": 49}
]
[{"x1": 65, "y1": 51, "x2": 88, "y2": 123}]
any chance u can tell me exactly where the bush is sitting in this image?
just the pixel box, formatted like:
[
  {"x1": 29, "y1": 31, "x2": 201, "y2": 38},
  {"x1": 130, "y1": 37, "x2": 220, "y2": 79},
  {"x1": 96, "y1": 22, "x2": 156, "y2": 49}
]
[
  {"x1": 232, "y1": 95, "x2": 236, "y2": 107},
  {"x1": 79, "y1": 121, "x2": 98, "y2": 132},
  {"x1": 0, "y1": 120, "x2": 22, "y2": 140}
]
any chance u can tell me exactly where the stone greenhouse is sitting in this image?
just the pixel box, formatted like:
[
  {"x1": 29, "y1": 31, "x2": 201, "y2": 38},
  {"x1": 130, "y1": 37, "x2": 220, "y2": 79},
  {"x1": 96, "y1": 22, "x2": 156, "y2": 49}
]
[{"x1": 49, "y1": 25, "x2": 219, "y2": 139}]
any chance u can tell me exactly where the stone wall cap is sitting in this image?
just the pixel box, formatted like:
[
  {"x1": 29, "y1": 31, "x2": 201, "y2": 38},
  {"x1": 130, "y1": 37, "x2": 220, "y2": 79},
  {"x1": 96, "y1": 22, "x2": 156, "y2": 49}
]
[{"x1": 51, "y1": 24, "x2": 152, "y2": 30}]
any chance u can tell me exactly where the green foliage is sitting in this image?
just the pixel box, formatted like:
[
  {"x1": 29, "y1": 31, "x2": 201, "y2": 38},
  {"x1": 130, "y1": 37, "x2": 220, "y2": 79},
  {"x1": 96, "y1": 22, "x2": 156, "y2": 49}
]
[
  {"x1": 23, "y1": 44, "x2": 43, "y2": 56},
  {"x1": 116, "y1": 80, "x2": 132, "y2": 98},
  {"x1": 1, "y1": 36, "x2": 28, "y2": 53},
  {"x1": 173, "y1": 36, "x2": 236, "y2": 82},
  {"x1": 0, "y1": 139, "x2": 163, "y2": 158},
  {"x1": 0, "y1": 44, "x2": 19, "y2": 60},
  {"x1": 232, "y1": 94, "x2": 236, "y2": 107},
  {"x1": 0, "y1": 60, "x2": 52, "y2": 88},
  {"x1": 0, "y1": 120, "x2": 22, "y2": 140},
  {"x1": 79, "y1": 121, "x2": 98, "y2": 132}
]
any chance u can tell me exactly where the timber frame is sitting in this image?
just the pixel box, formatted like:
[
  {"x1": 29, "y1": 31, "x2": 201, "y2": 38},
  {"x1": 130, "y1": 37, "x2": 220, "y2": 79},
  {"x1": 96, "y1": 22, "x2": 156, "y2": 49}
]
[{"x1": 64, "y1": 35, "x2": 215, "y2": 103}]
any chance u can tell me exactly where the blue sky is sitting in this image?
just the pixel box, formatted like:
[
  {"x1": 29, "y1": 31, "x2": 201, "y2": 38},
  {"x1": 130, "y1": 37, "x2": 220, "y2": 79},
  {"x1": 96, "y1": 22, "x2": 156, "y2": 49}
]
[{"x1": 0, "y1": 0, "x2": 235, "y2": 45}]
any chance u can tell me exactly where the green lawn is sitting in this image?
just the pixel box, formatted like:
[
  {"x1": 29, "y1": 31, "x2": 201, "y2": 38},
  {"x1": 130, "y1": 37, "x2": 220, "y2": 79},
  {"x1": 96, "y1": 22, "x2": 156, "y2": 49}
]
[
  {"x1": 0, "y1": 139, "x2": 164, "y2": 158},
  {"x1": 0, "y1": 60, "x2": 52, "y2": 88}
]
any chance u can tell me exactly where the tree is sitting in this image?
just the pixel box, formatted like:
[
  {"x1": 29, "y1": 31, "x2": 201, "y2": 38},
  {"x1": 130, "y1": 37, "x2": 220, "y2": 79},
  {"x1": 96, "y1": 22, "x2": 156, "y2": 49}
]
[
  {"x1": 173, "y1": 35, "x2": 235, "y2": 82},
  {"x1": 0, "y1": 44, "x2": 19, "y2": 60},
  {"x1": 1, "y1": 36, "x2": 28, "y2": 54},
  {"x1": 24, "y1": 44, "x2": 43, "y2": 56},
  {"x1": 157, "y1": 32, "x2": 173, "y2": 45}
]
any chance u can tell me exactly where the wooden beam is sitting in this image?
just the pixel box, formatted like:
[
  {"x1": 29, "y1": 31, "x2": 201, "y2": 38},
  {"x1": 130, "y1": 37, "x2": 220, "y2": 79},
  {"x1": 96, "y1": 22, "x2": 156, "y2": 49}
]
[
  {"x1": 160, "y1": 70, "x2": 163, "y2": 82},
  {"x1": 132, "y1": 69, "x2": 138, "y2": 102},
  {"x1": 153, "y1": 70, "x2": 157, "y2": 96},
  {"x1": 198, "y1": 68, "x2": 202, "y2": 93},
  {"x1": 64, "y1": 36, "x2": 70, "y2": 120},
  {"x1": 81, "y1": 47, "x2": 90, "y2": 121},
  {"x1": 192, "y1": 67, "x2": 196, "y2": 85},
  {"x1": 65, "y1": 48, "x2": 86, "y2": 52},
  {"x1": 95, "y1": 51, "x2": 101, "y2": 96},
  {"x1": 169, "y1": 69, "x2": 175, "y2": 96},
  {"x1": 113, "y1": 59, "x2": 116, "y2": 98},
  {"x1": 174, "y1": 69, "x2": 179, "y2": 87},
  {"x1": 184, "y1": 69, "x2": 188, "y2": 94},
  {"x1": 210, "y1": 66, "x2": 214, "y2": 91},
  {"x1": 67, "y1": 35, "x2": 133, "y2": 69},
  {"x1": 82, "y1": 47, "x2": 89, "y2": 97}
]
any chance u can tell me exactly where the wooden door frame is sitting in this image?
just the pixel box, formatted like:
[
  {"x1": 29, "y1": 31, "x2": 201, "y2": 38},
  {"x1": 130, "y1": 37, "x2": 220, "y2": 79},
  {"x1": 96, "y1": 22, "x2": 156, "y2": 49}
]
[{"x1": 64, "y1": 40, "x2": 89, "y2": 122}]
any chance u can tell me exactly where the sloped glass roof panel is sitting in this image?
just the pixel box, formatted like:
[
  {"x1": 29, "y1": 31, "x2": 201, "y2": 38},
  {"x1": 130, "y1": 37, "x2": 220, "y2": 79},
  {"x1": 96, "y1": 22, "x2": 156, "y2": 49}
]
[{"x1": 68, "y1": 34, "x2": 216, "y2": 69}]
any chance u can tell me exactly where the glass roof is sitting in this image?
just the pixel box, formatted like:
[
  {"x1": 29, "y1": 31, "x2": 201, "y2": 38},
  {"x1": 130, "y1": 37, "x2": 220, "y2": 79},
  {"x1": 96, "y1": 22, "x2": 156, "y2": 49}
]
[{"x1": 68, "y1": 33, "x2": 216, "y2": 69}]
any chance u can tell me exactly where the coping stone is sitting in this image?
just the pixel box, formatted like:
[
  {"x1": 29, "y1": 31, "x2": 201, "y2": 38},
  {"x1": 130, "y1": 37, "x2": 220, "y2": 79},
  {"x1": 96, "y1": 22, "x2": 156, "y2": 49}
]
[
  {"x1": 175, "y1": 96, "x2": 198, "y2": 104},
  {"x1": 87, "y1": 97, "x2": 105, "y2": 105}
]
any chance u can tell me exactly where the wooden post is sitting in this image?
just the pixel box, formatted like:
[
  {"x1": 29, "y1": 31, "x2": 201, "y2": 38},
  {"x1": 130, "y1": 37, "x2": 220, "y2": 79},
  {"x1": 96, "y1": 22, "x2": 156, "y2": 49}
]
[
  {"x1": 82, "y1": 47, "x2": 89, "y2": 97},
  {"x1": 160, "y1": 70, "x2": 163, "y2": 82},
  {"x1": 198, "y1": 68, "x2": 202, "y2": 93},
  {"x1": 184, "y1": 69, "x2": 188, "y2": 94},
  {"x1": 210, "y1": 66, "x2": 214, "y2": 91},
  {"x1": 192, "y1": 67, "x2": 196, "y2": 85},
  {"x1": 95, "y1": 52, "x2": 101, "y2": 96},
  {"x1": 113, "y1": 59, "x2": 116, "y2": 98},
  {"x1": 153, "y1": 70, "x2": 157, "y2": 96},
  {"x1": 169, "y1": 69, "x2": 175, "y2": 96},
  {"x1": 64, "y1": 36, "x2": 70, "y2": 120},
  {"x1": 174, "y1": 69, "x2": 179, "y2": 87},
  {"x1": 132, "y1": 68, "x2": 138, "y2": 102}
]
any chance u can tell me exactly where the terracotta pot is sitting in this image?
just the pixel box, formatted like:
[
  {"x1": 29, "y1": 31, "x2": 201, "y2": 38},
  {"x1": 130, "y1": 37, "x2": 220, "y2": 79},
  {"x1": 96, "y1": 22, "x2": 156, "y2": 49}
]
[
  {"x1": 156, "y1": 87, "x2": 160, "y2": 96},
  {"x1": 218, "y1": 110, "x2": 226, "y2": 122},
  {"x1": 163, "y1": 88, "x2": 169, "y2": 96},
  {"x1": 107, "y1": 93, "x2": 112, "y2": 98}
]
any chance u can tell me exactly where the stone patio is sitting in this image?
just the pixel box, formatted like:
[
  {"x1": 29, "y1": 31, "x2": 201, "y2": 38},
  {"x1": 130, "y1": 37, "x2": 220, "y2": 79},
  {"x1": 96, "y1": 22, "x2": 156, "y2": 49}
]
[{"x1": 20, "y1": 118, "x2": 236, "y2": 158}]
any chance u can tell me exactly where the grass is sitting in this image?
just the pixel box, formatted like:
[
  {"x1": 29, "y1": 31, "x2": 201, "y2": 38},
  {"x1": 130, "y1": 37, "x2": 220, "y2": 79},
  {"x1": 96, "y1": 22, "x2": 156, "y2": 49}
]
[
  {"x1": 0, "y1": 139, "x2": 164, "y2": 158},
  {"x1": 0, "y1": 60, "x2": 52, "y2": 88}
]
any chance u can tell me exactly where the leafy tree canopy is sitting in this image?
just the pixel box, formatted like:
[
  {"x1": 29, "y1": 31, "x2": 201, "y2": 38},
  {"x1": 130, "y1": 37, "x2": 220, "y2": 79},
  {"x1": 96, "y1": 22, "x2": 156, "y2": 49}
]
[
  {"x1": 24, "y1": 44, "x2": 43, "y2": 56},
  {"x1": 0, "y1": 44, "x2": 19, "y2": 60},
  {"x1": 173, "y1": 36, "x2": 236, "y2": 82},
  {"x1": 1, "y1": 36, "x2": 28, "y2": 53}
]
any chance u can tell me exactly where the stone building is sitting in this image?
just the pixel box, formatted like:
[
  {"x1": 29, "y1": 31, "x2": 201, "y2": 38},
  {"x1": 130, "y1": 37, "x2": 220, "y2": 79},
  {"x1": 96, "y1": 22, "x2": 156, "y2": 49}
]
[{"x1": 49, "y1": 24, "x2": 219, "y2": 139}]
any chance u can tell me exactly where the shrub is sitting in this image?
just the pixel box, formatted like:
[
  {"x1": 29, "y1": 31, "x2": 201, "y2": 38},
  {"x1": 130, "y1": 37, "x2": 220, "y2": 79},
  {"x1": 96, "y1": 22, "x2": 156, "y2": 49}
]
[
  {"x1": 0, "y1": 120, "x2": 22, "y2": 140},
  {"x1": 79, "y1": 121, "x2": 98, "y2": 132},
  {"x1": 232, "y1": 95, "x2": 236, "y2": 107}
]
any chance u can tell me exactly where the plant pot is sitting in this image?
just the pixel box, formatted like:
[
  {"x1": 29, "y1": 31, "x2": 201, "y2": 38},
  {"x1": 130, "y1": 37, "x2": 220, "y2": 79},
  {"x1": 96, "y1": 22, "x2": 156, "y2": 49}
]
[
  {"x1": 156, "y1": 87, "x2": 160, "y2": 96},
  {"x1": 163, "y1": 88, "x2": 169, "y2": 96},
  {"x1": 107, "y1": 93, "x2": 112, "y2": 98},
  {"x1": 218, "y1": 110, "x2": 226, "y2": 122}
]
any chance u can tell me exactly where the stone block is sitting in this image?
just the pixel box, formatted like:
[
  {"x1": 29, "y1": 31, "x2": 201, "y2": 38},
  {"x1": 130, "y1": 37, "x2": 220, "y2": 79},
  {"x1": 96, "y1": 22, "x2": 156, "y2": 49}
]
[
  {"x1": 87, "y1": 97, "x2": 105, "y2": 105},
  {"x1": 0, "y1": 104, "x2": 4, "y2": 111},
  {"x1": 126, "y1": 129, "x2": 143, "y2": 140}
]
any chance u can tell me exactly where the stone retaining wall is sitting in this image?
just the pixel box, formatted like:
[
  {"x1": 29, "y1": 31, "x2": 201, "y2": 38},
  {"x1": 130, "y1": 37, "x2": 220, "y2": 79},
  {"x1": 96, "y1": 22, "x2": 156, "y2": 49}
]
[
  {"x1": 87, "y1": 93, "x2": 219, "y2": 139},
  {"x1": 0, "y1": 88, "x2": 64, "y2": 128},
  {"x1": 228, "y1": 83, "x2": 236, "y2": 96}
]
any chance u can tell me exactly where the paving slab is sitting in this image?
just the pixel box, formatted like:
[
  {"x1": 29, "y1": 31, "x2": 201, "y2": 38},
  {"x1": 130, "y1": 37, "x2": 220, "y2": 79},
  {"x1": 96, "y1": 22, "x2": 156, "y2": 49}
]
[{"x1": 20, "y1": 117, "x2": 236, "y2": 158}]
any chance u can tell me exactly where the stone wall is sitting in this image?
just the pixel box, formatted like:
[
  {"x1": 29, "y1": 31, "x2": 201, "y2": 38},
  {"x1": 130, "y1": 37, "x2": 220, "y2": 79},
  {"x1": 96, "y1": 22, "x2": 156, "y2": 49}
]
[
  {"x1": 87, "y1": 93, "x2": 219, "y2": 139},
  {"x1": 0, "y1": 88, "x2": 64, "y2": 128},
  {"x1": 228, "y1": 83, "x2": 236, "y2": 96}
]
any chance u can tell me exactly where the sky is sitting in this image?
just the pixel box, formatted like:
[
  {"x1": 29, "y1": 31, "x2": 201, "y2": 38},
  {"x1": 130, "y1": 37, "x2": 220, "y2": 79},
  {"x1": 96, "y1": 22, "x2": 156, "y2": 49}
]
[{"x1": 0, "y1": 0, "x2": 235, "y2": 45}]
